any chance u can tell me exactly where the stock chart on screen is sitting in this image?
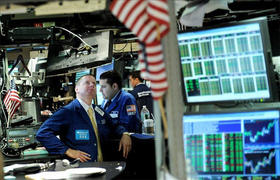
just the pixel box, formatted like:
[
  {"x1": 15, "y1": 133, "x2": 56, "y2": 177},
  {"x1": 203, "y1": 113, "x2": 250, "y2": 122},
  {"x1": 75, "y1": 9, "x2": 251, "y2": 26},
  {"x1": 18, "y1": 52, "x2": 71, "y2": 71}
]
[{"x1": 183, "y1": 109, "x2": 280, "y2": 179}]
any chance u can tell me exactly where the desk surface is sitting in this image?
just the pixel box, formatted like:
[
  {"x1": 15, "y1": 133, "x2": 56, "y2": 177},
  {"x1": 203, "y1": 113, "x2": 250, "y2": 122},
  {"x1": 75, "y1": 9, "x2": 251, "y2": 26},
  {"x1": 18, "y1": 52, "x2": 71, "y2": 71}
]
[
  {"x1": 79, "y1": 161, "x2": 126, "y2": 179},
  {"x1": 8, "y1": 161, "x2": 125, "y2": 180}
]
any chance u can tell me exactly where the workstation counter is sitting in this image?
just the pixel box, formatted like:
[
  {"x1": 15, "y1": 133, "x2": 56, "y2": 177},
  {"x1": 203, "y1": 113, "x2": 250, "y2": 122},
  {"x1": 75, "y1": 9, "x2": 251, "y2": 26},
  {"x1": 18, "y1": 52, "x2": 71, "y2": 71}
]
[{"x1": 3, "y1": 133, "x2": 156, "y2": 179}]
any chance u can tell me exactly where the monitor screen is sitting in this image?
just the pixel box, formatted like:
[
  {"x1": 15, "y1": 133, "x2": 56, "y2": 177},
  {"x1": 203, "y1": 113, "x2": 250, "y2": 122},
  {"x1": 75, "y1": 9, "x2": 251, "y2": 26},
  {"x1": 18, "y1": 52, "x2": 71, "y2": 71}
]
[
  {"x1": 177, "y1": 19, "x2": 275, "y2": 104},
  {"x1": 95, "y1": 62, "x2": 114, "y2": 81},
  {"x1": 75, "y1": 69, "x2": 91, "y2": 82},
  {"x1": 95, "y1": 83, "x2": 104, "y2": 105},
  {"x1": 183, "y1": 109, "x2": 280, "y2": 179}
]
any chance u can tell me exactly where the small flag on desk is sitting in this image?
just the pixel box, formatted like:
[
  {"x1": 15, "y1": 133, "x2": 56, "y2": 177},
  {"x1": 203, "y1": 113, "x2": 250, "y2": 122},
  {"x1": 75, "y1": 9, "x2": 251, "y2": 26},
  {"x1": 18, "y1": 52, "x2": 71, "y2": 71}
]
[{"x1": 4, "y1": 80, "x2": 21, "y2": 120}]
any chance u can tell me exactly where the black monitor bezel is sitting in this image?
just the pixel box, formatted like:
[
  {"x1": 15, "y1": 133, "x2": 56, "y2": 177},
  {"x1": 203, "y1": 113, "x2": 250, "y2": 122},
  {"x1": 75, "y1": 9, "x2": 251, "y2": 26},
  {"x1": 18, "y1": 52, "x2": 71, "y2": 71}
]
[
  {"x1": 177, "y1": 17, "x2": 278, "y2": 105},
  {"x1": 183, "y1": 107, "x2": 280, "y2": 117}
]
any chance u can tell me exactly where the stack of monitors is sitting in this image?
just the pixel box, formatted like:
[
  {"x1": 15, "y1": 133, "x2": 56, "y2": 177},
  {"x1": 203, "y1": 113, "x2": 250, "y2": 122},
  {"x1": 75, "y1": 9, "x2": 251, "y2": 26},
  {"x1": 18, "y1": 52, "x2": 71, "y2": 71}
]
[{"x1": 183, "y1": 109, "x2": 280, "y2": 179}]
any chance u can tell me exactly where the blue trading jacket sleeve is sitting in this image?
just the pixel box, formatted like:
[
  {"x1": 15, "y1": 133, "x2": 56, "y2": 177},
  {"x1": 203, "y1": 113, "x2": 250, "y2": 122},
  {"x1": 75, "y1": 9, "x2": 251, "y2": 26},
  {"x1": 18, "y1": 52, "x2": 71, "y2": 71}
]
[
  {"x1": 113, "y1": 120, "x2": 128, "y2": 137},
  {"x1": 36, "y1": 108, "x2": 70, "y2": 154},
  {"x1": 120, "y1": 95, "x2": 140, "y2": 133},
  {"x1": 98, "y1": 105, "x2": 127, "y2": 138}
]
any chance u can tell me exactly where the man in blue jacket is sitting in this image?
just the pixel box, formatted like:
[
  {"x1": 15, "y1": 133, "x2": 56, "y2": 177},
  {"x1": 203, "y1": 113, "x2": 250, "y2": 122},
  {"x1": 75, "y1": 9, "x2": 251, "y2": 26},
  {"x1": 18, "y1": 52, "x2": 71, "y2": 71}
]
[
  {"x1": 99, "y1": 71, "x2": 140, "y2": 136},
  {"x1": 129, "y1": 70, "x2": 153, "y2": 116},
  {"x1": 36, "y1": 75, "x2": 131, "y2": 162}
]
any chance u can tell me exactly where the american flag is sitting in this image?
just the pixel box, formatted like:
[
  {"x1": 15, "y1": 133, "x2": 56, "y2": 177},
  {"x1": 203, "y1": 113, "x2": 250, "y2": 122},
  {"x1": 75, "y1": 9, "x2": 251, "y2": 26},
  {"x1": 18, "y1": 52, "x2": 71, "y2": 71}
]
[
  {"x1": 138, "y1": 42, "x2": 168, "y2": 99},
  {"x1": 4, "y1": 80, "x2": 21, "y2": 120},
  {"x1": 110, "y1": 0, "x2": 170, "y2": 100}
]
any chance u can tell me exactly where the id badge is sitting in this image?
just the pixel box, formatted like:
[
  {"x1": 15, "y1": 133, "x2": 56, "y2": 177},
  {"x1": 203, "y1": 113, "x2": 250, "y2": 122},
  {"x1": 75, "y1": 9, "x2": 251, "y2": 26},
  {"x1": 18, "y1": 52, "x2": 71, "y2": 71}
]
[
  {"x1": 75, "y1": 130, "x2": 89, "y2": 140},
  {"x1": 110, "y1": 111, "x2": 119, "y2": 118}
]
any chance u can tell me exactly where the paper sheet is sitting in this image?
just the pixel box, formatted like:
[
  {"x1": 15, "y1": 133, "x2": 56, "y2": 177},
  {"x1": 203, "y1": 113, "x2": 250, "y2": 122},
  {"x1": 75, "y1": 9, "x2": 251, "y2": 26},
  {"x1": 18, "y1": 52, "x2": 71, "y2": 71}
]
[{"x1": 179, "y1": 0, "x2": 230, "y2": 27}]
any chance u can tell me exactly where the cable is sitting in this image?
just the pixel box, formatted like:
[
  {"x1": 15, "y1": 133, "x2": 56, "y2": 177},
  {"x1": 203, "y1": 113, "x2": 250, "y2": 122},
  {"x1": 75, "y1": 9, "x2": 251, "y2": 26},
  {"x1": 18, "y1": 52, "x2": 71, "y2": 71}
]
[
  {"x1": 113, "y1": 53, "x2": 125, "y2": 61},
  {"x1": 0, "y1": 50, "x2": 8, "y2": 140},
  {"x1": 54, "y1": 26, "x2": 95, "y2": 51},
  {"x1": 113, "y1": 42, "x2": 128, "y2": 52}
]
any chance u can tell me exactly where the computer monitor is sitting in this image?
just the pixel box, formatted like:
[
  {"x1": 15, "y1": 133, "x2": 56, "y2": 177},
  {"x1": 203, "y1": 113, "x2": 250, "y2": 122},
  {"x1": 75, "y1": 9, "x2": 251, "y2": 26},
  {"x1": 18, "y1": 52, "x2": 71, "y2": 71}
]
[
  {"x1": 95, "y1": 84, "x2": 104, "y2": 105},
  {"x1": 95, "y1": 62, "x2": 114, "y2": 81},
  {"x1": 183, "y1": 109, "x2": 280, "y2": 179},
  {"x1": 75, "y1": 69, "x2": 91, "y2": 82},
  {"x1": 177, "y1": 18, "x2": 276, "y2": 104},
  {"x1": 47, "y1": 31, "x2": 113, "y2": 74}
]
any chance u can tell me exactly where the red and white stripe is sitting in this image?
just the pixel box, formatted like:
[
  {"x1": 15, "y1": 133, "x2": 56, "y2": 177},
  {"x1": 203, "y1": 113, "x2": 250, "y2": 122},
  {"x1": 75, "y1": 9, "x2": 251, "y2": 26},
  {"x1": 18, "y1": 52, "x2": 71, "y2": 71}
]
[
  {"x1": 110, "y1": 0, "x2": 170, "y2": 100},
  {"x1": 147, "y1": 0, "x2": 170, "y2": 37},
  {"x1": 4, "y1": 89, "x2": 21, "y2": 120},
  {"x1": 110, "y1": 0, "x2": 169, "y2": 43},
  {"x1": 138, "y1": 42, "x2": 168, "y2": 100}
]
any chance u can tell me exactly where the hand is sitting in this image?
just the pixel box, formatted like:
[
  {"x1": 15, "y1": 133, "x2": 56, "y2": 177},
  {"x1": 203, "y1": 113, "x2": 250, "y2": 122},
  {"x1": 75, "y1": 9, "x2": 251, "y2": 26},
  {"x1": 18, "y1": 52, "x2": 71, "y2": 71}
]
[
  {"x1": 118, "y1": 134, "x2": 132, "y2": 158},
  {"x1": 65, "y1": 148, "x2": 91, "y2": 162}
]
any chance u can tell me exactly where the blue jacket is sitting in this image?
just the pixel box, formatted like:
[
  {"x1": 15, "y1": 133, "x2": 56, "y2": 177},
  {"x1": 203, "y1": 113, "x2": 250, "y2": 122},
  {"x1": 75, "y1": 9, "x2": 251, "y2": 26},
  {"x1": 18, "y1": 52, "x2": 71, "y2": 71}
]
[
  {"x1": 101, "y1": 90, "x2": 140, "y2": 134},
  {"x1": 129, "y1": 83, "x2": 154, "y2": 116},
  {"x1": 36, "y1": 99, "x2": 113, "y2": 162}
]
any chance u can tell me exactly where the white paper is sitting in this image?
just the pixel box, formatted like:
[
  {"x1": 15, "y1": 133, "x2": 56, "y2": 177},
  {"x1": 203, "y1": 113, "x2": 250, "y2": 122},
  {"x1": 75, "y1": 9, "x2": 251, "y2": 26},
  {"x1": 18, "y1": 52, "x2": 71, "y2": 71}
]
[
  {"x1": 179, "y1": 0, "x2": 230, "y2": 27},
  {"x1": 180, "y1": 3, "x2": 207, "y2": 27}
]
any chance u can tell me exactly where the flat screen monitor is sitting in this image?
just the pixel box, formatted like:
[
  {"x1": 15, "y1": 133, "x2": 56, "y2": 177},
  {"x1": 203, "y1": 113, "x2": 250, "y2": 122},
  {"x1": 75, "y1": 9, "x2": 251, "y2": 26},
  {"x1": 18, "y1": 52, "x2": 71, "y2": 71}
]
[
  {"x1": 95, "y1": 84, "x2": 104, "y2": 105},
  {"x1": 47, "y1": 31, "x2": 113, "y2": 74},
  {"x1": 75, "y1": 69, "x2": 91, "y2": 82},
  {"x1": 183, "y1": 109, "x2": 280, "y2": 179},
  {"x1": 95, "y1": 62, "x2": 114, "y2": 81},
  {"x1": 177, "y1": 18, "x2": 275, "y2": 104}
]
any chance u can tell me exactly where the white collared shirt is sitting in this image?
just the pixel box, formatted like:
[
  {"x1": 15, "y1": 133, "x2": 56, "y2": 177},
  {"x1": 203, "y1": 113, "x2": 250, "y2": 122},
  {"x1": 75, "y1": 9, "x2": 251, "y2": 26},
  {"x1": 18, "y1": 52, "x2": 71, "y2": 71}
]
[{"x1": 77, "y1": 98, "x2": 96, "y2": 119}]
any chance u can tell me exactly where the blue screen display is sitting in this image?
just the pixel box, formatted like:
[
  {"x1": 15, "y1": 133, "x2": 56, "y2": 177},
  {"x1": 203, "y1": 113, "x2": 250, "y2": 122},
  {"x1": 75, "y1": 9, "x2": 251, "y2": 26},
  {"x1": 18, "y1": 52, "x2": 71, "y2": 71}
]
[
  {"x1": 95, "y1": 84, "x2": 104, "y2": 105},
  {"x1": 96, "y1": 63, "x2": 114, "y2": 81},
  {"x1": 75, "y1": 69, "x2": 90, "y2": 82}
]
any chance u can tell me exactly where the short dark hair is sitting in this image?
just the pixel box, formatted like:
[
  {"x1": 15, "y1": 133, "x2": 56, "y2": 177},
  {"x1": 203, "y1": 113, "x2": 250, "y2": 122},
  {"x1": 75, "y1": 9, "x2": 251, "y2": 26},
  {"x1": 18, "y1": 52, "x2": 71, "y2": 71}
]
[
  {"x1": 130, "y1": 70, "x2": 144, "y2": 82},
  {"x1": 100, "y1": 70, "x2": 122, "y2": 89}
]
